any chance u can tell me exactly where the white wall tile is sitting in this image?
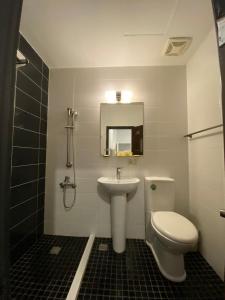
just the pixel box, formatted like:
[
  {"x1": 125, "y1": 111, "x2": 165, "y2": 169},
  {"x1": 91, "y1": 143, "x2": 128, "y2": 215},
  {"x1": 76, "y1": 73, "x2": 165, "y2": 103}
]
[
  {"x1": 45, "y1": 66, "x2": 189, "y2": 242},
  {"x1": 187, "y1": 28, "x2": 225, "y2": 279}
]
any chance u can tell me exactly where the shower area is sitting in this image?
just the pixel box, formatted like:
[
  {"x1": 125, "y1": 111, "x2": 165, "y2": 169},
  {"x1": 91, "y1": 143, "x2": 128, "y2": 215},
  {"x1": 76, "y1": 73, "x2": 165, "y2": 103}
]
[{"x1": 9, "y1": 32, "x2": 93, "y2": 299}]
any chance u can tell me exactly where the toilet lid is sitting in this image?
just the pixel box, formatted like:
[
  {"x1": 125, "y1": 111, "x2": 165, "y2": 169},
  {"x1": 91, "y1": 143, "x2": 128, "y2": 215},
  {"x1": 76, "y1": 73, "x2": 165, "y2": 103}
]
[{"x1": 152, "y1": 211, "x2": 198, "y2": 244}]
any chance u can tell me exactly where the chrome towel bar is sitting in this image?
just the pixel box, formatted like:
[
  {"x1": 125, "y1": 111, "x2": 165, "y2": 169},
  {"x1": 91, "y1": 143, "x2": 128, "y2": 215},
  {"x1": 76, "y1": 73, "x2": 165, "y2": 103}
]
[{"x1": 184, "y1": 124, "x2": 223, "y2": 138}]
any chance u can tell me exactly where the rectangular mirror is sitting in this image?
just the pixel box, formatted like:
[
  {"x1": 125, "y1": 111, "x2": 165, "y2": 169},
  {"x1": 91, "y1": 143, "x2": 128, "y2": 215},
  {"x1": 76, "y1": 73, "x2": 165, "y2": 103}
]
[{"x1": 100, "y1": 103, "x2": 144, "y2": 157}]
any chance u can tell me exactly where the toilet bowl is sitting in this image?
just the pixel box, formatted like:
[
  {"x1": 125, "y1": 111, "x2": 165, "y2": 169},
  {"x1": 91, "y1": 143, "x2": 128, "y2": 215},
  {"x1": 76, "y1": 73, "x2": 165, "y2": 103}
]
[
  {"x1": 149, "y1": 211, "x2": 198, "y2": 281},
  {"x1": 145, "y1": 177, "x2": 198, "y2": 282}
]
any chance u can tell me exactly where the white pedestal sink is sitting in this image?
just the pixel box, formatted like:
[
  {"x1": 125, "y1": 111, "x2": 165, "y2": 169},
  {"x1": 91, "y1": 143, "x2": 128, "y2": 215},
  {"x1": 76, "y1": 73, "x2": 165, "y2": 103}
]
[{"x1": 98, "y1": 177, "x2": 140, "y2": 253}]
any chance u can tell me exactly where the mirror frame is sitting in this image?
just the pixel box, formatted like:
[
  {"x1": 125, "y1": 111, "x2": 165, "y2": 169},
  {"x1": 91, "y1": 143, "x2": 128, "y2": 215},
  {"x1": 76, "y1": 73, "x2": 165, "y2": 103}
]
[{"x1": 100, "y1": 102, "x2": 144, "y2": 157}]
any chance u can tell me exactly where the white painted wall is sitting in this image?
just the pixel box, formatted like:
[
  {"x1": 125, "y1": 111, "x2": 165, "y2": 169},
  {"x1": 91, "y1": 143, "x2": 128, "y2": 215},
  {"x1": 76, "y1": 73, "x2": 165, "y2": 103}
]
[
  {"x1": 187, "y1": 29, "x2": 225, "y2": 279},
  {"x1": 45, "y1": 66, "x2": 189, "y2": 240}
]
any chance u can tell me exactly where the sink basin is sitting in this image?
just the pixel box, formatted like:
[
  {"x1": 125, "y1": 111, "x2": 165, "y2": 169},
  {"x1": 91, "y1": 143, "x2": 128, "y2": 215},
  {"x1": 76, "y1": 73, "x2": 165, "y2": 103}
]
[
  {"x1": 97, "y1": 177, "x2": 140, "y2": 194},
  {"x1": 98, "y1": 176, "x2": 140, "y2": 253}
]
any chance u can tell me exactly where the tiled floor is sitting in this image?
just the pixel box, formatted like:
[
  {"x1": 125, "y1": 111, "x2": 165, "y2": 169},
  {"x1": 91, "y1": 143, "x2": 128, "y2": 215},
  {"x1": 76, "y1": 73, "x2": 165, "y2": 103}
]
[
  {"x1": 10, "y1": 235, "x2": 88, "y2": 299},
  {"x1": 78, "y1": 238, "x2": 224, "y2": 300}
]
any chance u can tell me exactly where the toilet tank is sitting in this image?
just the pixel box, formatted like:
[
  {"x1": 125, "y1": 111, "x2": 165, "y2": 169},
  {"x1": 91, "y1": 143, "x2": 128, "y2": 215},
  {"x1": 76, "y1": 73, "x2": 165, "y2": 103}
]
[{"x1": 144, "y1": 177, "x2": 175, "y2": 213}]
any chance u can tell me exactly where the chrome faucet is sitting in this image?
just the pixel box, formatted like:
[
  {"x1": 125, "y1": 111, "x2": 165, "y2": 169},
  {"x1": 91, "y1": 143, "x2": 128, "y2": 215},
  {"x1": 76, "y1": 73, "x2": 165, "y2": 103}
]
[
  {"x1": 59, "y1": 176, "x2": 76, "y2": 189},
  {"x1": 116, "y1": 167, "x2": 122, "y2": 180}
]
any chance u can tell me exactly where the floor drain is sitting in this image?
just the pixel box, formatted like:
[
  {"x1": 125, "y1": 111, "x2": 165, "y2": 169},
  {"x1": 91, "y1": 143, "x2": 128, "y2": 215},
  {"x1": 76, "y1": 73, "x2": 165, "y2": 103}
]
[
  {"x1": 98, "y1": 243, "x2": 108, "y2": 251},
  {"x1": 49, "y1": 246, "x2": 61, "y2": 255}
]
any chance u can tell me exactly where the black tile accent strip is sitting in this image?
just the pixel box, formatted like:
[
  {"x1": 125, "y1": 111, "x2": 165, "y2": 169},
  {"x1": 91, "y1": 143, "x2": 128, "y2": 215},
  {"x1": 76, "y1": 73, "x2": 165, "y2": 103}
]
[{"x1": 10, "y1": 33, "x2": 49, "y2": 262}]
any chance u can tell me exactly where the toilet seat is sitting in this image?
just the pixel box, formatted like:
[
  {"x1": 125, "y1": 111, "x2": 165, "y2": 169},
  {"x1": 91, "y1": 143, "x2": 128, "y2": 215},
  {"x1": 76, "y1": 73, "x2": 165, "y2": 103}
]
[{"x1": 152, "y1": 211, "x2": 198, "y2": 244}]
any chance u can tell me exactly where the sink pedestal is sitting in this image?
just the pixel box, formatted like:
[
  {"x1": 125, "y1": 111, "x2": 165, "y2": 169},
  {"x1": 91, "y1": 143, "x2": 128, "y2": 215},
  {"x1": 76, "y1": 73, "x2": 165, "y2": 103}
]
[
  {"x1": 97, "y1": 177, "x2": 140, "y2": 254},
  {"x1": 111, "y1": 194, "x2": 127, "y2": 253}
]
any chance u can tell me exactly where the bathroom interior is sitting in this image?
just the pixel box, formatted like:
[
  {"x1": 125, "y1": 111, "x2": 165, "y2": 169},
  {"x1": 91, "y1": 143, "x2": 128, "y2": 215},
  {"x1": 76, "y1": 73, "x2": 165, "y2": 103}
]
[{"x1": 1, "y1": 0, "x2": 225, "y2": 299}]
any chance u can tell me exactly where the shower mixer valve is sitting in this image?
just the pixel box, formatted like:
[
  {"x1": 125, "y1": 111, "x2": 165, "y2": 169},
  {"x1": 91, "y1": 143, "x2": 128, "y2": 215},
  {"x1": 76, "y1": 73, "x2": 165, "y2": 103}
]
[{"x1": 59, "y1": 176, "x2": 76, "y2": 189}]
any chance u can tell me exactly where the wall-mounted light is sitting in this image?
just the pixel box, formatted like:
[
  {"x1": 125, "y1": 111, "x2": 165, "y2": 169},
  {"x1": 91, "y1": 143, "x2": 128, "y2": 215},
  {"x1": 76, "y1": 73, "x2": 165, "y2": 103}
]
[
  {"x1": 105, "y1": 90, "x2": 133, "y2": 103},
  {"x1": 121, "y1": 90, "x2": 133, "y2": 103},
  {"x1": 116, "y1": 91, "x2": 121, "y2": 102},
  {"x1": 105, "y1": 90, "x2": 116, "y2": 103}
]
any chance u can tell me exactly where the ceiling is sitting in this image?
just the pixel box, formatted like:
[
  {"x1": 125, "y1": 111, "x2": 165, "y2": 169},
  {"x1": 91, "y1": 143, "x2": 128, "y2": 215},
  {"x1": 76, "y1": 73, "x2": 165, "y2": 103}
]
[{"x1": 20, "y1": 0, "x2": 214, "y2": 68}]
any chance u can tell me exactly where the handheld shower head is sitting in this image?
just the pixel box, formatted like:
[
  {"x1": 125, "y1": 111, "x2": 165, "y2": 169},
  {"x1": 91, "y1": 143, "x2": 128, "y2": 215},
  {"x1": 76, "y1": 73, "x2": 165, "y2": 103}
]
[{"x1": 67, "y1": 107, "x2": 73, "y2": 117}]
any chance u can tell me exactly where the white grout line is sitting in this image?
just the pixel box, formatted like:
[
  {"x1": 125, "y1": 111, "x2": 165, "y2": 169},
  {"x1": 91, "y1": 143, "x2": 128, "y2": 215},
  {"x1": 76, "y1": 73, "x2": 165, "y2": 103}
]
[{"x1": 66, "y1": 233, "x2": 95, "y2": 300}]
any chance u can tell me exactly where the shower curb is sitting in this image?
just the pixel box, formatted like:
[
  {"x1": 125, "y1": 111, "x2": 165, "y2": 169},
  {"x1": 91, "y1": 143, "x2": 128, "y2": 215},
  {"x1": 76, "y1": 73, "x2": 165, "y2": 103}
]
[{"x1": 66, "y1": 233, "x2": 95, "y2": 300}]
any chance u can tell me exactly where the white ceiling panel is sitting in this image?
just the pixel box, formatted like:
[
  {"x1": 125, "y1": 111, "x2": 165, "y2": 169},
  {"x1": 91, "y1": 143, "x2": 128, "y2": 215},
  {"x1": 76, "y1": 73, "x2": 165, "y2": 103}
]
[{"x1": 20, "y1": 0, "x2": 214, "y2": 68}]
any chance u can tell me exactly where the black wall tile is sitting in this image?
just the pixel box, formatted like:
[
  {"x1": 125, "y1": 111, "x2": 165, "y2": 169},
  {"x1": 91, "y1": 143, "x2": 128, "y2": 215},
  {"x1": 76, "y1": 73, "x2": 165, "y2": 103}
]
[
  {"x1": 12, "y1": 147, "x2": 39, "y2": 166},
  {"x1": 19, "y1": 35, "x2": 42, "y2": 72},
  {"x1": 10, "y1": 34, "x2": 49, "y2": 263},
  {"x1": 37, "y1": 208, "x2": 44, "y2": 226},
  {"x1": 37, "y1": 193, "x2": 45, "y2": 209},
  {"x1": 10, "y1": 197, "x2": 37, "y2": 228},
  {"x1": 42, "y1": 78, "x2": 48, "y2": 93},
  {"x1": 37, "y1": 223, "x2": 44, "y2": 239},
  {"x1": 11, "y1": 165, "x2": 38, "y2": 187},
  {"x1": 11, "y1": 181, "x2": 38, "y2": 207},
  {"x1": 38, "y1": 178, "x2": 45, "y2": 195},
  {"x1": 38, "y1": 164, "x2": 46, "y2": 179},
  {"x1": 17, "y1": 71, "x2": 41, "y2": 102},
  {"x1": 39, "y1": 149, "x2": 46, "y2": 164},
  {"x1": 43, "y1": 62, "x2": 49, "y2": 79},
  {"x1": 13, "y1": 127, "x2": 39, "y2": 148},
  {"x1": 14, "y1": 108, "x2": 40, "y2": 133},
  {"x1": 10, "y1": 232, "x2": 36, "y2": 264},
  {"x1": 41, "y1": 105, "x2": 47, "y2": 121},
  {"x1": 42, "y1": 91, "x2": 48, "y2": 106},
  {"x1": 40, "y1": 120, "x2": 47, "y2": 134},
  {"x1": 10, "y1": 214, "x2": 36, "y2": 248},
  {"x1": 16, "y1": 88, "x2": 40, "y2": 117},
  {"x1": 40, "y1": 134, "x2": 47, "y2": 149},
  {"x1": 20, "y1": 63, "x2": 42, "y2": 87}
]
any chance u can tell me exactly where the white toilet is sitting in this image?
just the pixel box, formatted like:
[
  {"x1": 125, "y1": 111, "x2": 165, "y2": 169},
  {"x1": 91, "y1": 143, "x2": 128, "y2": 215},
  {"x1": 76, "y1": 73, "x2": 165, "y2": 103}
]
[{"x1": 145, "y1": 177, "x2": 198, "y2": 282}]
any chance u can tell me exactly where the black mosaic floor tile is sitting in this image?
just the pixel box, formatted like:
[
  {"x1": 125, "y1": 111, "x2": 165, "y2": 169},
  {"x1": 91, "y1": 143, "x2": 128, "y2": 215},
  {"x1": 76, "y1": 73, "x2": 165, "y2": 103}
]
[
  {"x1": 78, "y1": 238, "x2": 224, "y2": 300},
  {"x1": 10, "y1": 235, "x2": 88, "y2": 299}
]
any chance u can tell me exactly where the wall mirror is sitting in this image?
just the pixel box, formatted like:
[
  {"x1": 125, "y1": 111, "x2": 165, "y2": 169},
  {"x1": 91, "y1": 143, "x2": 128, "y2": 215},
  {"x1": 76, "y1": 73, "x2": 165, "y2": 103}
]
[{"x1": 100, "y1": 103, "x2": 144, "y2": 157}]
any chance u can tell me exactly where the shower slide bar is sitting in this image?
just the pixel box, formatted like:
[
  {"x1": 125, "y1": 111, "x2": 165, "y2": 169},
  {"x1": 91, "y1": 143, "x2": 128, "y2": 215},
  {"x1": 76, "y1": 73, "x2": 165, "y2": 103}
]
[{"x1": 184, "y1": 124, "x2": 223, "y2": 138}]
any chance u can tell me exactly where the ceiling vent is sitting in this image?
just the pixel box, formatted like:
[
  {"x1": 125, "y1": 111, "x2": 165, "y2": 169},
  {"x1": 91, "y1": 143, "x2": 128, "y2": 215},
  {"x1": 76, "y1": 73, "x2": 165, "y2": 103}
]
[{"x1": 163, "y1": 37, "x2": 192, "y2": 56}]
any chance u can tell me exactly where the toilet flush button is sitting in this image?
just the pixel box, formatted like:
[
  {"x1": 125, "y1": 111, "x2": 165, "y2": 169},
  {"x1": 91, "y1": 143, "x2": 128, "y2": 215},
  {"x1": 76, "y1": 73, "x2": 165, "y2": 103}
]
[{"x1": 151, "y1": 184, "x2": 157, "y2": 190}]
